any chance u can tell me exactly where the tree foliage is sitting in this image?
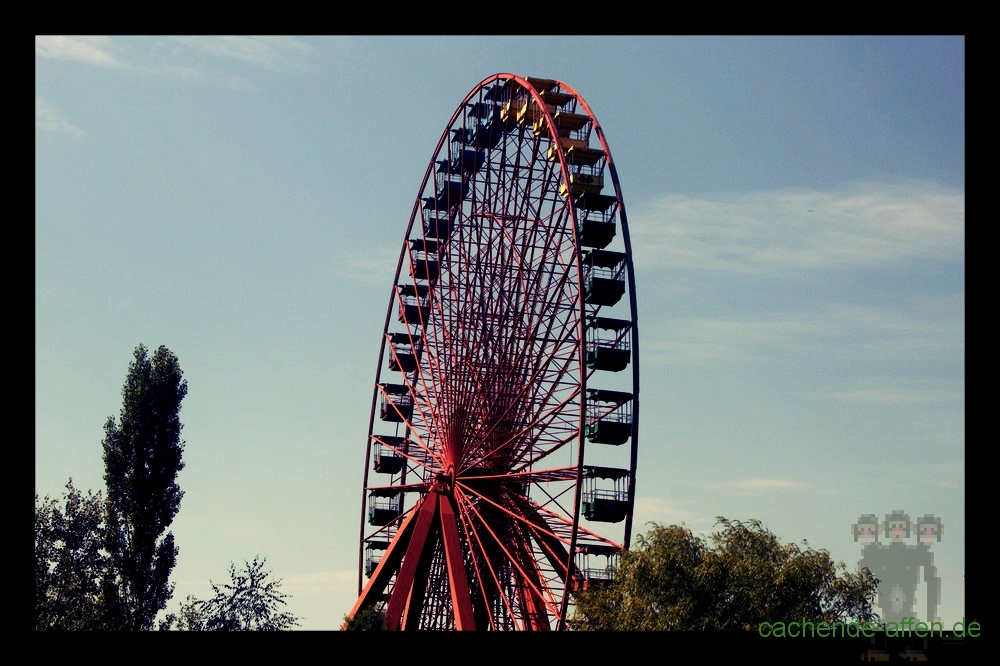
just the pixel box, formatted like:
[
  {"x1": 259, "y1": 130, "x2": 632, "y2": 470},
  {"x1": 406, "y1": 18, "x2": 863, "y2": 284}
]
[
  {"x1": 160, "y1": 557, "x2": 301, "y2": 631},
  {"x1": 35, "y1": 480, "x2": 109, "y2": 630},
  {"x1": 571, "y1": 518, "x2": 880, "y2": 631},
  {"x1": 101, "y1": 344, "x2": 188, "y2": 630},
  {"x1": 343, "y1": 606, "x2": 387, "y2": 631},
  {"x1": 158, "y1": 594, "x2": 209, "y2": 631}
]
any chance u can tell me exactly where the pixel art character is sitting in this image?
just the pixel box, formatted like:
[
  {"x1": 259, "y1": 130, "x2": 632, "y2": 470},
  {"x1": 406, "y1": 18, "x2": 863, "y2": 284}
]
[{"x1": 856, "y1": 510, "x2": 941, "y2": 624}]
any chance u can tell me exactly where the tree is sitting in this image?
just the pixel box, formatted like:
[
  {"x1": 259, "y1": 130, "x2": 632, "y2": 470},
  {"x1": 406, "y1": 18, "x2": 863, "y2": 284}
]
[
  {"x1": 158, "y1": 594, "x2": 209, "y2": 631},
  {"x1": 35, "y1": 480, "x2": 108, "y2": 630},
  {"x1": 343, "y1": 606, "x2": 387, "y2": 631},
  {"x1": 160, "y1": 557, "x2": 301, "y2": 631},
  {"x1": 571, "y1": 518, "x2": 880, "y2": 631},
  {"x1": 101, "y1": 344, "x2": 188, "y2": 630}
]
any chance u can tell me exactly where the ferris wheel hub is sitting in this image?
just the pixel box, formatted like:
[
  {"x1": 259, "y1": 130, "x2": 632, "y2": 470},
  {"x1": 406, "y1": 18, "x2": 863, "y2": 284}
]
[{"x1": 432, "y1": 471, "x2": 454, "y2": 493}]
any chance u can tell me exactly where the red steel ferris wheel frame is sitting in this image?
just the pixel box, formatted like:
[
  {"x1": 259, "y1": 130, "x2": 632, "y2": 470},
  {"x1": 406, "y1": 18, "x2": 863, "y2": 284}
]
[{"x1": 346, "y1": 74, "x2": 640, "y2": 631}]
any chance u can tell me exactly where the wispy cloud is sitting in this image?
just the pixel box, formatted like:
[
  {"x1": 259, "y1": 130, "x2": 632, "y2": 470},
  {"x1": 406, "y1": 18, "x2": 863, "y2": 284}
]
[
  {"x1": 631, "y1": 496, "x2": 703, "y2": 527},
  {"x1": 332, "y1": 246, "x2": 405, "y2": 286},
  {"x1": 281, "y1": 569, "x2": 355, "y2": 597},
  {"x1": 173, "y1": 36, "x2": 319, "y2": 72},
  {"x1": 892, "y1": 462, "x2": 964, "y2": 490},
  {"x1": 705, "y1": 478, "x2": 810, "y2": 494},
  {"x1": 629, "y1": 180, "x2": 964, "y2": 274},
  {"x1": 35, "y1": 36, "x2": 322, "y2": 90},
  {"x1": 819, "y1": 378, "x2": 964, "y2": 405},
  {"x1": 35, "y1": 35, "x2": 124, "y2": 68},
  {"x1": 643, "y1": 293, "x2": 963, "y2": 365},
  {"x1": 35, "y1": 97, "x2": 86, "y2": 138}
]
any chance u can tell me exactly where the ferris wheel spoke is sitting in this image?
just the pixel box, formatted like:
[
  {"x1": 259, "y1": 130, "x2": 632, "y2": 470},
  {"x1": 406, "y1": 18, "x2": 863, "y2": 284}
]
[
  {"x1": 459, "y1": 465, "x2": 578, "y2": 485},
  {"x1": 454, "y1": 487, "x2": 563, "y2": 621},
  {"x1": 375, "y1": 383, "x2": 447, "y2": 472},
  {"x1": 366, "y1": 480, "x2": 430, "y2": 495},
  {"x1": 509, "y1": 488, "x2": 578, "y2": 543},
  {"x1": 432, "y1": 241, "x2": 501, "y2": 451},
  {"x1": 515, "y1": 472, "x2": 578, "y2": 520},
  {"x1": 453, "y1": 487, "x2": 521, "y2": 629},
  {"x1": 370, "y1": 434, "x2": 430, "y2": 470},
  {"x1": 461, "y1": 386, "x2": 579, "y2": 474},
  {"x1": 370, "y1": 426, "x2": 440, "y2": 478},
  {"x1": 454, "y1": 478, "x2": 573, "y2": 553},
  {"x1": 457, "y1": 291, "x2": 582, "y2": 471},
  {"x1": 511, "y1": 494, "x2": 580, "y2": 585},
  {"x1": 513, "y1": 486, "x2": 626, "y2": 550},
  {"x1": 501, "y1": 376, "x2": 582, "y2": 471},
  {"x1": 502, "y1": 294, "x2": 580, "y2": 419},
  {"x1": 387, "y1": 294, "x2": 449, "y2": 466},
  {"x1": 506, "y1": 516, "x2": 556, "y2": 630}
]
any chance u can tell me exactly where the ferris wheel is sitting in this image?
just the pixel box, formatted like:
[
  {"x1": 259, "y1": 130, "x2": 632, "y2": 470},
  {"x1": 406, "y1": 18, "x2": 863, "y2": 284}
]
[{"x1": 345, "y1": 74, "x2": 640, "y2": 631}]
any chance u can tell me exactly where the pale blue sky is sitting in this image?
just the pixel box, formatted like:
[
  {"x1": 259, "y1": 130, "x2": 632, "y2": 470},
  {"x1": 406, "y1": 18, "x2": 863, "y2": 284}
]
[{"x1": 36, "y1": 36, "x2": 964, "y2": 630}]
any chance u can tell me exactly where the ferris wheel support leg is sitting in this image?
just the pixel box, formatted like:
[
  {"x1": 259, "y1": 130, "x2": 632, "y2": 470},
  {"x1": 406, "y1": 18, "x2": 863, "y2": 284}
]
[
  {"x1": 342, "y1": 498, "x2": 425, "y2": 629},
  {"x1": 401, "y1": 518, "x2": 440, "y2": 631},
  {"x1": 440, "y1": 494, "x2": 477, "y2": 630},
  {"x1": 385, "y1": 492, "x2": 440, "y2": 630}
]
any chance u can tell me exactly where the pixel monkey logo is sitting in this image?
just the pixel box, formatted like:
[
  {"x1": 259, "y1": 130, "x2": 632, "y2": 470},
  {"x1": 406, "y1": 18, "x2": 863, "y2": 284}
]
[{"x1": 853, "y1": 511, "x2": 942, "y2": 624}]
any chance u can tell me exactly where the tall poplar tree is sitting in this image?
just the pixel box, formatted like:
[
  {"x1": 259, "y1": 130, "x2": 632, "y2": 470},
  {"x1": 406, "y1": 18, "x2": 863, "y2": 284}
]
[{"x1": 101, "y1": 344, "x2": 188, "y2": 630}]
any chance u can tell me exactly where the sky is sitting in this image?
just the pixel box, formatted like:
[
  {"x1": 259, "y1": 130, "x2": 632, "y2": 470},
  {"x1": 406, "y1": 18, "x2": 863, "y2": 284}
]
[{"x1": 35, "y1": 36, "x2": 965, "y2": 631}]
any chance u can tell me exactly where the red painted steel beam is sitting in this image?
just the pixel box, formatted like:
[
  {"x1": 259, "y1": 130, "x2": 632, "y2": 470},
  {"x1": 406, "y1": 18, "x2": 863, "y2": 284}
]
[
  {"x1": 343, "y1": 497, "x2": 424, "y2": 627},
  {"x1": 459, "y1": 489, "x2": 563, "y2": 619},
  {"x1": 516, "y1": 495, "x2": 574, "y2": 579},
  {"x1": 384, "y1": 492, "x2": 440, "y2": 630},
  {"x1": 401, "y1": 509, "x2": 440, "y2": 630},
  {"x1": 454, "y1": 487, "x2": 518, "y2": 628},
  {"x1": 440, "y1": 493, "x2": 476, "y2": 630},
  {"x1": 518, "y1": 569, "x2": 551, "y2": 631}
]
